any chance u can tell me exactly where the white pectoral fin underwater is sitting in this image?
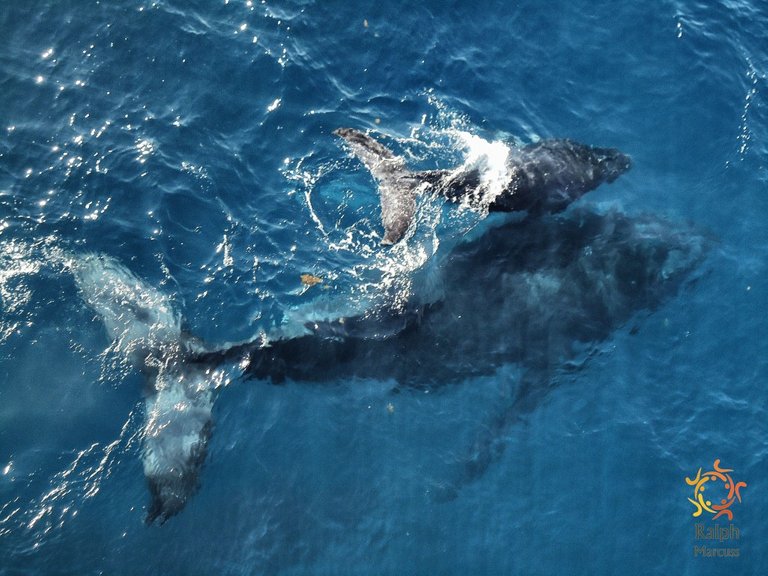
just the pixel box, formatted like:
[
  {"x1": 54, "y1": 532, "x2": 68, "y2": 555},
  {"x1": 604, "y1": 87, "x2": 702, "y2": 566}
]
[
  {"x1": 74, "y1": 254, "x2": 222, "y2": 524},
  {"x1": 72, "y1": 127, "x2": 700, "y2": 524}
]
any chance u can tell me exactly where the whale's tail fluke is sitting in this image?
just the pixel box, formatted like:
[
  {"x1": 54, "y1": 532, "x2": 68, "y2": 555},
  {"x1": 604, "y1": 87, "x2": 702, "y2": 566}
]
[
  {"x1": 74, "y1": 254, "x2": 222, "y2": 524},
  {"x1": 335, "y1": 127, "x2": 433, "y2": 245}
]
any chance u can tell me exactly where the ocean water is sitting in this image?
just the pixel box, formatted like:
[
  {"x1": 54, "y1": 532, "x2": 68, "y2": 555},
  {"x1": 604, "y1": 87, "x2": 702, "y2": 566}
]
[{"x1": 1, "y1": 0, "x2": 767, "y2": 574}]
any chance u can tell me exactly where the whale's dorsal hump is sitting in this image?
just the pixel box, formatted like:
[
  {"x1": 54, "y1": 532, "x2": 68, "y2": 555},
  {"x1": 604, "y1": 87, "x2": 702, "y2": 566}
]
[{"x1": 335, "y1": 128, "x2": 422, "y2": 245}]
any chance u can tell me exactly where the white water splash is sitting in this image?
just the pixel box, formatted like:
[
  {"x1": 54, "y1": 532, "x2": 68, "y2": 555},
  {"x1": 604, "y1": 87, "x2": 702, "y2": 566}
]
[{"x1": 452, "y1": 130, "x2": 513, "y2": 210}]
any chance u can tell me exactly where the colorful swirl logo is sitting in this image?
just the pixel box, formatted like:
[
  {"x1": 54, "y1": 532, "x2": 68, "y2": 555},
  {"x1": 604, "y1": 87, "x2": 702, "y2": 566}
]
[{"x1": 685, "y1": 459, "x2": 747, "y2": 521}]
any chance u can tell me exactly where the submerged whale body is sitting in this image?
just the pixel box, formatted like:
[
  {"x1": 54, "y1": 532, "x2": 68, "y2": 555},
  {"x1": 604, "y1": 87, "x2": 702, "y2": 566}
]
[
  {"x1": 73, "y1": 127, "x2": 702, "y2": 523},
  {"x1": 213, "y1": 208, "x2": 705, "y2": 387},
  {"x1": 214, "y1": 205, "x2": 705, "y2": 500},
  {"x1": 334, "y1": 128, "x2": 632, "y2": 244}
]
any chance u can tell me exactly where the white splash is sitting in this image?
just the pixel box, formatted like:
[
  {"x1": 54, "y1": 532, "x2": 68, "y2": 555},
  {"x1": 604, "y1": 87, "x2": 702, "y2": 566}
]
[{"x1": 452, "y1": 130, "x2": 513, "y2": 210}]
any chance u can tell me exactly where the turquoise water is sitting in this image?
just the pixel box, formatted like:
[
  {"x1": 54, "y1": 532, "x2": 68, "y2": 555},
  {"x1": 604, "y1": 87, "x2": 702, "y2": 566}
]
[{"x1": 1, "y1": 1, "x2": 767, "y2": 574}]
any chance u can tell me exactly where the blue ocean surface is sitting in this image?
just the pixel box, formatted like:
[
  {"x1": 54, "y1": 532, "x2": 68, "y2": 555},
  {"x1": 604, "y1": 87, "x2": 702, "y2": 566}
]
[{"x1": 1, "y1": 1, "x2": 766, "y2": 574}]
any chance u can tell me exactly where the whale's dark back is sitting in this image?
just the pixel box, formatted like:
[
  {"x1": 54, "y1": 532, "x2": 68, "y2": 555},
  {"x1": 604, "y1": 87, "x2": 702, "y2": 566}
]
[
  {"x1": 484, "y1": 139, "x2": 631, "y2": 214},
  {"x1": 237, "y1": 208, "x2": 705, "y2": 387}
]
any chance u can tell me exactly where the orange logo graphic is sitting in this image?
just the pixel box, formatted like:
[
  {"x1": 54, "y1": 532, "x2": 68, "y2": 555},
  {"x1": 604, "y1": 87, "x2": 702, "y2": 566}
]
[{"x1": 685, "y1": 459, "x2": 746, "y2": 521}]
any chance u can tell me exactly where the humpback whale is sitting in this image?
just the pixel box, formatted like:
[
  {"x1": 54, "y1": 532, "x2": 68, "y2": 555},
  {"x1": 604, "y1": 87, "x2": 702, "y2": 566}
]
[
  {"x1": 72, "y1": 128, "x2": 704, "y2": 523},
  {"x1": 333, "y1": 128, "x2": 632, "y2": 244},
  {"x1": 208, "y1": 208, "x2": 705, "y2": 387}
]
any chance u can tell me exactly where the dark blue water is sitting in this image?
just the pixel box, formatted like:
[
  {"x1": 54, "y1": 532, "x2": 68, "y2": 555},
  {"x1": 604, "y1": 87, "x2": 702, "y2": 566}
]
[{"x1": 1, "y1": 1, "x2": 767, "y2": 574}]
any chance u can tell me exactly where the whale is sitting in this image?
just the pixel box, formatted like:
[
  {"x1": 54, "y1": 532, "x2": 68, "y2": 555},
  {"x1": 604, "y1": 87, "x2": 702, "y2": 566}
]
[
  {"x1": 207, "y1": 208, "x2": 705, "y2": 388},
  {"x1": 72, "y1": 128, "x2": 704, "y2": 523},
  {"x1": 333, "y1": 128, "x2": 632, "y2": 244}
]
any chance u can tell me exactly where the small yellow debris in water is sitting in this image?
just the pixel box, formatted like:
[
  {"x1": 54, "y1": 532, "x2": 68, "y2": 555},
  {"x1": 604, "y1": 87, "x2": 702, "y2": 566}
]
[
  {"x1": 300, "y1": 273, "x2": 323, "y2": 287},
  {"x1": 363, "y1": 19, "x2": 369, "y2": 28},
  {"x1": 374, "y1": 117, "x2": 381, "y2": 124},
  {"x1": 386, "y1": 402, "x2": 395, "y2": 414}
]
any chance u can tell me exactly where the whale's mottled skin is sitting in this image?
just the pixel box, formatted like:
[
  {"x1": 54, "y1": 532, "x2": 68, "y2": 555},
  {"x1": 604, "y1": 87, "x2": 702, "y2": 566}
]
[
  {"x1": 74, "y1": 254, "x2": 220, "y2": 525},
  {"x1": 334, "y1": 128, "x2": 632, "y2": 244},
  {"x1": 74, "y1": 128, "x2": 702, "y2": 522}
]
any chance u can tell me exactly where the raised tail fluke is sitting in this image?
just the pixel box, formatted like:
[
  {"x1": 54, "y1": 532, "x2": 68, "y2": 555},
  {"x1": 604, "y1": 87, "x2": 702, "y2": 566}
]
[{"x1": 335, "y1": 127, "x2": 428, "y2": 245}]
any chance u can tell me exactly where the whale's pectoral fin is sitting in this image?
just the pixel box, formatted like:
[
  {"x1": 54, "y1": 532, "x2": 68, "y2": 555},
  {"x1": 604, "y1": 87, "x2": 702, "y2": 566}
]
[
  {"x1": 335, "y1": 127, "x2": 434, "y2": 245},
  {"x1": 430, "y1": 364, "x2": 557, "y2": 503},
  {"x1": 74, "y1": 253, "x2": 222, "y2": 524},
  {"x1": 143, "y1": 364, "x2": 214, "y2": 524}
]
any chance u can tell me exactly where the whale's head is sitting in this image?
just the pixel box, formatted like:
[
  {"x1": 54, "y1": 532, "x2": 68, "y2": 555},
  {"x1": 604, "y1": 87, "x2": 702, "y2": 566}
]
[
  {"x1": 592, "y1": 146, "x2": 632, "y2": 183},
  {"x1": 580, "y1": 209, "x2": 710, "y2": 309}
]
